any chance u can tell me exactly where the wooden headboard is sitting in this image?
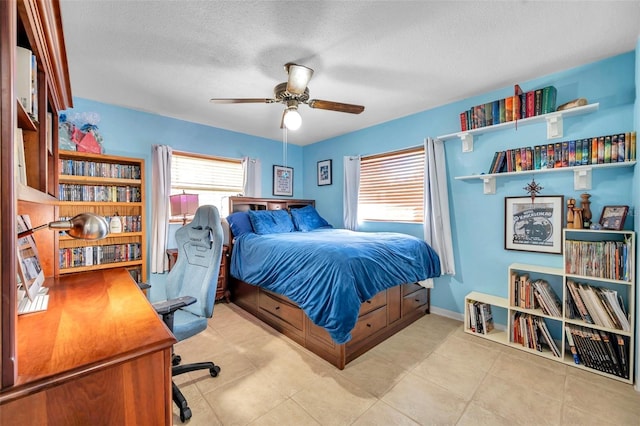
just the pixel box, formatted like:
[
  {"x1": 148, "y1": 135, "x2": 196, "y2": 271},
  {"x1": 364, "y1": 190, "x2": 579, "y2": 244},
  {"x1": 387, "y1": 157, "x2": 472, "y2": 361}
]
[{"x1": 229, "y1": 196, "x2": 314, "y2": 213}]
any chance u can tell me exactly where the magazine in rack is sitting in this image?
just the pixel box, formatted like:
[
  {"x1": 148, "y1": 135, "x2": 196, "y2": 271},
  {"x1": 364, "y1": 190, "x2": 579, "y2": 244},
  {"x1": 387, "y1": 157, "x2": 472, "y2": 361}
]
[{"x1": 16, "y1": 215, "x2": 45, "y2": 301}]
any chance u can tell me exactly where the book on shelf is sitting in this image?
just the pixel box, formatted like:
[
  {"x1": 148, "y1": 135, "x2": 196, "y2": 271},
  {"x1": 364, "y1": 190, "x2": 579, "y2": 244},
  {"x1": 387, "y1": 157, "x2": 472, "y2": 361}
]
[
  {"x1": 542, "y1": 86, "x2": 557, "y2": 114},
  {"x1": 16, "y1": 46, "x2": 36, "y2": 117},
  {"x1": 566, "y1": 279, "x2": 630, "y2": 331},
  {"x1": 525, "y1": 91, "x2": 535, "y2": 117},
  {"x1": 564, "y1": 326, "x2": 580, "y2": 364},
  {"x1": 511, "y1": 312, "x2": 560, "y2": 357},
  {"x1": 566, "y1": 325, "x2": 629, "y2": 379},
  {"x1": 534, "y1": 88, "x2": 544, "y2": 115},
  {"x1": 532, "y1": 279, "x2": 562, "y2": 317},
  {"x1": 604, "y1": 135, "x2": 612, "y2": 163},
  {"x1": 480, "y1": 303, "x2": 494, "y2": 334},
  {"x1": 467, "y1": 301, "x2": 494, "y2": 335},
  {"x1": 14, "y1": 127, "x2": 27, "y2": 186}
]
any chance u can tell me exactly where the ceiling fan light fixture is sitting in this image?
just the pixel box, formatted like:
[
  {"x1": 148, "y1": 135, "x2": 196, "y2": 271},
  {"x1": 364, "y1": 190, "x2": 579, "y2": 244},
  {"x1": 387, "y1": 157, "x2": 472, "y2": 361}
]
[{"x1": 283, "y1": 107, "x2": 302, "y2": 130}]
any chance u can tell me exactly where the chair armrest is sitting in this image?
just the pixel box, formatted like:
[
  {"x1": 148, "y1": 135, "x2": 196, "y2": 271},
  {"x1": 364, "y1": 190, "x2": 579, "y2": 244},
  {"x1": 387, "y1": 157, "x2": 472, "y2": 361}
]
[
  {"x1": 152, "y1": 296, "x2": 196, "y2": 315},
  {"x1": 137, "y1": 282, "x2": 151, "y2": 290}
]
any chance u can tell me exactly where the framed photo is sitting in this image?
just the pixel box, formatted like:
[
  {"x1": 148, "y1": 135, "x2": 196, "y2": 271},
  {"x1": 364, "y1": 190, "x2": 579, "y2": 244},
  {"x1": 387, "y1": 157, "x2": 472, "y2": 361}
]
[
  {"x1": 599, "y1": 205, "x2": 628, "y2": 230},
  {"x1": 272, "y1": 165, "x2": 293, "y2": 197},
  {"x1": 317, "y1": 159, "x2": 332, "y2": 186},
  {"x1": 505, "y1": 195, "x2": 564, "y2": 254}
]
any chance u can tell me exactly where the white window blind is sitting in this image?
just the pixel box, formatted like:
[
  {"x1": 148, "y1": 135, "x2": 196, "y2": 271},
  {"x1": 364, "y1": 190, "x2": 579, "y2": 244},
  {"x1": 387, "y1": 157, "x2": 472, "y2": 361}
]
[
  {"x1": 171, "y1": 152, "x2": 243, "y2": 217},
  {"x1": 358, "y1": 147, "x2": 424, "y2": 222}
]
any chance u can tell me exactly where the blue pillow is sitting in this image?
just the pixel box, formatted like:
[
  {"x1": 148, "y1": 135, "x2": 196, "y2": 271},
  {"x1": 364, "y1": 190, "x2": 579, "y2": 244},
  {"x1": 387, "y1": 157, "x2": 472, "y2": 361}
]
[
  {"x1": 227, "y1": 212, "x2": 253, "y2": 237},
  {"x1": 290, "y1": 205, "x2": 332, "y2": 232},
  {"x1": 247, "y1": 209, "x2": 295, "y2": 234}
]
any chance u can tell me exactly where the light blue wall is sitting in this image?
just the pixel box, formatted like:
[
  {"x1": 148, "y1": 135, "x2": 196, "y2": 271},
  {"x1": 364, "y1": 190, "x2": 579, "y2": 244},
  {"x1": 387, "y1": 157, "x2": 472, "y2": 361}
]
[
  {"x1": 65, "y1": 51, "x2": 637, "y2": 322},
  {"x1": 68, "y1": 98, "x2": 304, "y2": 199},
  {"x1": 305, "y1": 51, "x2": 637, "y2": 317}
]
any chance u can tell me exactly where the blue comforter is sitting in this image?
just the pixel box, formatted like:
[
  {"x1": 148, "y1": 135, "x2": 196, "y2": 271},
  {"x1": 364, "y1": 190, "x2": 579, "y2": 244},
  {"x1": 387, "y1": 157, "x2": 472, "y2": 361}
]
[{"x1": 230, "y1": 229, "x2": 441, "y2": 344}]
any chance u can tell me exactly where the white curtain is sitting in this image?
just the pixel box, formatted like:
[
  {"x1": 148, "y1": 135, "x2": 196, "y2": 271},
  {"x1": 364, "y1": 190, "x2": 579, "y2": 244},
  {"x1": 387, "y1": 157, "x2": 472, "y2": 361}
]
[
  {"x1": 150, "y1": 145, "x2": 172, "y2": 273},
  {"x1": 343, "y1": 156, "x2": 360, "y2": 230},
  {"x1": 242, "y1": 157, "x2": 261, "y2": 197},
  {"x1": 424, "y1": 137, "x2": 455, "y2": 275}
]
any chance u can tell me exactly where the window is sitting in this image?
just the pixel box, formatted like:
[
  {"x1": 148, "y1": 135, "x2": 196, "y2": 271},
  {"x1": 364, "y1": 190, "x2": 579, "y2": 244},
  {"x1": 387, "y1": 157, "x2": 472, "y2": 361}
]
[
  {"x1": 171, "y1": 151, "x2": 243, "y2": 219},
  {"x1": 358, "y1": 146, "x2": 425, "y2": 222}
]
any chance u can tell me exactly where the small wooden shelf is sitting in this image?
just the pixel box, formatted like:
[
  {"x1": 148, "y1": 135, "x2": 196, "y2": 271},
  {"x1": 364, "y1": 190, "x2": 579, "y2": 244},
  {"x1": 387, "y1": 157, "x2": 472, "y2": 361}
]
[
  {"x1": 439, "y1": 103, "x2": 599, "y2": 152},
  {"x1": 57, "y1": 152, "x2": 146, "y2": 282},
  {"x1": 455, "y1": 161, "x2": 636, "y2": 194}
]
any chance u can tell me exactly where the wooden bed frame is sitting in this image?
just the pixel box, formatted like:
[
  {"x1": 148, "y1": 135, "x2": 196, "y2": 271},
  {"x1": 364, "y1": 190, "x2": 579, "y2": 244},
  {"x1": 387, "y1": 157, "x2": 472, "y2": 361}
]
[{"x1": 227, "y1": 196, "x2": 431, "y2": 370}]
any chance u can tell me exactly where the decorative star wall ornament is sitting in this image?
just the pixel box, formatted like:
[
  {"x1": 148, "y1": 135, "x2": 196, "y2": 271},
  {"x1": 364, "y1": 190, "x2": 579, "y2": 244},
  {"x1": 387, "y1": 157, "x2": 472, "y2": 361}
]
[{"x1": 524, "y1": 178, "x2": 543, "y2": 203}]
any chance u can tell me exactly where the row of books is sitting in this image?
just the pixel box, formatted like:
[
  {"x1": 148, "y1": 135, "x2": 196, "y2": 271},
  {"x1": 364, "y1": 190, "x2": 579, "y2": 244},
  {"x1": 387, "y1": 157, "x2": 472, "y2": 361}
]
[
  {"x1": 511, "y1": 312, "x2": 561, "y2": 357},
  {"x1": 467, "y1": 301, "x2": 494, "y2": 335},
  {"x1": 58, "y1": 184, "x2": 141, "y2": 202},
  {"x1": 511, "y1": 273, "x2": 562, "y2": 317},
  {"x1": 59, "y1": 159, "x2": 141, "y2": 179},
  {"x1": 59, "y1": 243, "x2": 142, "y2": 269},
  {"x1": 460, "y1": 85, "x2": 557, "y2": 131},
  {"x1": 16, "y1": 46, "x2": 38, "y2": 120},
  {"x1": 565, "y1": 324, "x2": 629, "y2": 379},
  {"x1": 565, "y1": 280, "x2": 630, "y2": 331},
  {"x1": 564, "y1": 239, "x2": 632, "y2": 282},
  {"x1": 488, "y1": 131, "x2": 637, "y2": 174}
]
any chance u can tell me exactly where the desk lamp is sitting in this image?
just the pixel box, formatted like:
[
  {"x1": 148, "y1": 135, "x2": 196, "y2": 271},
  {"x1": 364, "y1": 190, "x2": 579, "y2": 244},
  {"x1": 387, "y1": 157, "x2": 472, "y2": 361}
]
[
  {"x1": 18, "y1": 212, "x2": 109, "y2": 240},
  {"x1": 170, "y1": 192, "x2": 199, "y2": 225}
]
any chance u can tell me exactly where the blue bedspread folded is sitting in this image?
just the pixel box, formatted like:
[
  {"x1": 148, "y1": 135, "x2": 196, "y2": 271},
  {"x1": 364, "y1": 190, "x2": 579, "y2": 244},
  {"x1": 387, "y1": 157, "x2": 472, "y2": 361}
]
[{"x1": 230, "y1": 229, "x2": 441, "y2": 344}]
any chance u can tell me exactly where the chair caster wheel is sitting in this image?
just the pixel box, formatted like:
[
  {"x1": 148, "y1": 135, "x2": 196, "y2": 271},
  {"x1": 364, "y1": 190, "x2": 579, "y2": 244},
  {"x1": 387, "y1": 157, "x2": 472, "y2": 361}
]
[
  {"x1": 172, "y1": 354, "x2": 182, "y2": 366},
  {"x1": 179, "y1": 406, "x2": 192, "y2": 422},
  {"x1": 210, "y1": 365, "x2": 221, "y2": 377}
]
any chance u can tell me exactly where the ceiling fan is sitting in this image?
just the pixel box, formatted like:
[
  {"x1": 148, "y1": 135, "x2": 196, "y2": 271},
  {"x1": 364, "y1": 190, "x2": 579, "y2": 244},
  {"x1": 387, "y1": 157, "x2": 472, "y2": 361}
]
[{"x1": 210, "y1": 63, "x2": 365, "y2": 130}]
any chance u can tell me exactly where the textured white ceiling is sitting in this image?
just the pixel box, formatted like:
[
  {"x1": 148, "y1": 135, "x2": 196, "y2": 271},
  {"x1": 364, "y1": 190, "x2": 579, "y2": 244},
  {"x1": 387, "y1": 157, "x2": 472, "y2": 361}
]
[{"x1": 59, "y1": 1, "x2": 640, "y2": 146}]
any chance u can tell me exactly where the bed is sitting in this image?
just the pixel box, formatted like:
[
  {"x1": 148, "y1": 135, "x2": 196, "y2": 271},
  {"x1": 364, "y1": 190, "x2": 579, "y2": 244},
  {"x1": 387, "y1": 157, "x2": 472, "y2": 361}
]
[{"x1": 226, "y1": 196, "x2": 441, "y2": 369}]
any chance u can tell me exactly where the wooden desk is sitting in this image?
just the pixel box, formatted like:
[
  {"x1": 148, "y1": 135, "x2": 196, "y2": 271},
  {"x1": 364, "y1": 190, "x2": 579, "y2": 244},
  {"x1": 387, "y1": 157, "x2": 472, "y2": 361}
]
[{"x1": 0, "y1": 269, "x2": 176, "y2": 425}]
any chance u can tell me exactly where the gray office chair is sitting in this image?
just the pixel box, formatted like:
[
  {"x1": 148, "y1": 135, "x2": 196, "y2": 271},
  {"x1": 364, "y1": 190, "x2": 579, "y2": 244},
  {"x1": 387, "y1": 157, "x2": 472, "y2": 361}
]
[{"x1": 152, "y1": 205, "x2": 224, "y2": 422}]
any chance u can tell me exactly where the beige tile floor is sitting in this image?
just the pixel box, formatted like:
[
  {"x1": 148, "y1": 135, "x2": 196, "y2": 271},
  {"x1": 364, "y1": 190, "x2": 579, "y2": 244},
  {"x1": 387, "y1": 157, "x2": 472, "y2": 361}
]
[{"x1": 171, "y1": 303, "x2": 640, "y2": 425}]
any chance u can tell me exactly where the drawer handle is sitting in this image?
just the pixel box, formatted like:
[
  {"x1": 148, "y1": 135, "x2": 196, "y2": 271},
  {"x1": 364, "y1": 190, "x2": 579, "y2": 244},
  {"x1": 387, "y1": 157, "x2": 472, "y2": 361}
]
[
  {"x1": 366, "y1": 323, "x2": 372, "y2": 328},
  {"x1": 365, "y1": 300, "x2": 372, "y2": 304},
  {"x1": 415, "y1": 298, "x2": 420, "y2": 302},
  {"x1": 275, "y1": 306, "x2": 280, "y2": 310}
]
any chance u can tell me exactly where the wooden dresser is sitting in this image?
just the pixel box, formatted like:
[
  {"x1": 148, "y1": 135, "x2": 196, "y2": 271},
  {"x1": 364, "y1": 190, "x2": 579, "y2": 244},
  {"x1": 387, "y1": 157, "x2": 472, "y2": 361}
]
[
  {"x1": 167, "y1": 245, "x2": 230, "y2": 302},
  {"x1": 0, "y1": 269, "x2": 176, "y2": 425}
]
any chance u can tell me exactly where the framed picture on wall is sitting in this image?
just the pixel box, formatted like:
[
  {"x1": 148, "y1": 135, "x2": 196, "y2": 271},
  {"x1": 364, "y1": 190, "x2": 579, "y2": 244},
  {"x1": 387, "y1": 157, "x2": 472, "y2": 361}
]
[
  {"x1": 317, "y1": 159, "x2": 332, "y2": 186},
  {"x1": 273, "y1": 165, "x2": 293, "y2": 197},
  {"x1": 599, "y1": 205, "x2": 628, "y2": 230},
  {"x1": 504, "y1": 195, "x2": 564, "y2": 254}
]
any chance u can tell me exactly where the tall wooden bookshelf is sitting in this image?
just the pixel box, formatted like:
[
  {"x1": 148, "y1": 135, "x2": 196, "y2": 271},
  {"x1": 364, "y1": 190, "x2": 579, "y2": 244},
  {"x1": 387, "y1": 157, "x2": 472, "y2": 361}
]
[
  {"x1": 465, "y1": 229, "x2": 635, "y2": 384},
  {"x1": 57, "y1": 150, "x2": 146, "y2": 283},
  {"x1": 2, "y1": 0, "x2": 73, "y2": 388}
]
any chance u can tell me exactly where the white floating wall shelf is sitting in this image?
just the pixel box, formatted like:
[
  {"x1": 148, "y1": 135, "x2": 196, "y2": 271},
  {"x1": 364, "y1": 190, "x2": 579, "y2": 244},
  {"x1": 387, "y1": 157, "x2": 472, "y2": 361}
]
[
  {"x1": 455, "y1": 161, "x2": 636, "y2": 195},
  {"x1": 438, "y1": 103, "x2": 599, "y2": 152}
]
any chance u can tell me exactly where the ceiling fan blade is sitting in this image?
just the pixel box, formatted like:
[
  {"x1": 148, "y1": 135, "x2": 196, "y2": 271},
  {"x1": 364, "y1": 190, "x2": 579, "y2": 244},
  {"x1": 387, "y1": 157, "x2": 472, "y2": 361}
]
[
  {"x1": 307, "y1": 99, "x2": 365, "y2": 114},
  {"x1": 209, "y1": 98, "x2": 273, "y2": 104},
  {"x1": 285, "y1": 63, "x2": 314, "y2": 95}
]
